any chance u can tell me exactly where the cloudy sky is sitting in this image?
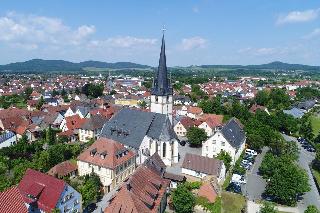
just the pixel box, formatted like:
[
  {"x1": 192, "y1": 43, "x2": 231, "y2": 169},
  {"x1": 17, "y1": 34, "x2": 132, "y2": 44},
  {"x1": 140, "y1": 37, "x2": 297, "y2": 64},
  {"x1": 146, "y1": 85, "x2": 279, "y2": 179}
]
[{"x1": 0, "y1": 0, "x2": 320, "y2": 66}]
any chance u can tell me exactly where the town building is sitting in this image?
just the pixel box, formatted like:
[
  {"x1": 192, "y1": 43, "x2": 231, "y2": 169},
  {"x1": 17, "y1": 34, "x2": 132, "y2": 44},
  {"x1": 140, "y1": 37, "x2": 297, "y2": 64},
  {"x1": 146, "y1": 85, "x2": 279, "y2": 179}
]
[
  {"x1": 104, "y1": 154, "x2": 171, "y2": 213},
  {"x1": 202, "y1": 118, "x2": 246, "y2": 164},
  {"x1": 8, "y1": 169, "x2": 82, "y2": 213},
  {"x1": 100, "y1": 108, "x2": 179, "y2": 166},
  {"x1": 77, "y1": 138, "x2": 136, "y2": 193},
  {"x1": 181, "y1": 153, "x2": 226, "y2": 183}
]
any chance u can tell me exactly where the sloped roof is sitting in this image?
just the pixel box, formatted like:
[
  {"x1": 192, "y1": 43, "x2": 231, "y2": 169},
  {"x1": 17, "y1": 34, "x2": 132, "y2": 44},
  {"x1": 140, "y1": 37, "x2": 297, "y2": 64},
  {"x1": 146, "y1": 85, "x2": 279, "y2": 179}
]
[
  {"x1": 65, "y1": 114, "x2": 87, "y2": 130},
  {"x1": 77, "y1": 138, "x2": 135, "y2": 169},
  {"x1": 47, "y1": 160, "x2": 77, "y2": 177},
  {"x1": 81, "y1": 114, "x2": 108, "y2": 130},
  {"x1": 198, "y1": 182, "x2": 218, "y2": 203},
  {"x1": 0, "y1": 186, "x2": 28, "y2": 213},
  {"x1": 221, "y1": 118, "x2": 245, "y2": 149},
  {"x1": 18, "y1": 169, "x2": 66, "y2": 212},
  {"x1": 182, "y1": 153, "x2": 223, "y2": 176},
  {"x1": 105, "y1": 160, "x2": 170, "y2": 213},
  {"x1": 283, "y1": 107, "x2": 305, "y2": 119},
  {"x1": 100, "y1": 108, "x2": 176, "y2": 149}
]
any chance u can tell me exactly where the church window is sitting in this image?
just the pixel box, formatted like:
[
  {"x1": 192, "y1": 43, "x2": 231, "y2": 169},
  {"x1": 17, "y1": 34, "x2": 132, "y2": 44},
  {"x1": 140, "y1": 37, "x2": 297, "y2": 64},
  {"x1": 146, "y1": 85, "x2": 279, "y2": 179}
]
[
  {"x1": 155, "y1": 96, "x2": 158, "y2": 103},
  {"x1": 162, "y1": 143, "x2": 166, "y2": 158}
]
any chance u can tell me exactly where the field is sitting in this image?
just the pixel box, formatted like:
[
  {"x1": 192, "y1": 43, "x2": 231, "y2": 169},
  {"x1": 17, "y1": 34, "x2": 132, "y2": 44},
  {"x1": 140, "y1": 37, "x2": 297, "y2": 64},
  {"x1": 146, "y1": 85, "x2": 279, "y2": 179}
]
[
  {"x1": 310, "y1": 115, "x2": 320, "y2": 137},
  {"x1": 221, "y1": 191, "x2": 246, "y2": 213}
]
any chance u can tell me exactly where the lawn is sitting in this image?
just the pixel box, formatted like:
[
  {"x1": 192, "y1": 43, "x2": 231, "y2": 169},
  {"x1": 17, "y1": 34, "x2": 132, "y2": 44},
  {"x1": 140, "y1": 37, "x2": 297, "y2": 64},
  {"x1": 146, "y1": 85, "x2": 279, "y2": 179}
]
[
  {"x1": 221, "y1": 191, "x2": 246, "y2": 213},
  {"x1": 310, "y1": 115, "x2": 320, "y2": 137}
]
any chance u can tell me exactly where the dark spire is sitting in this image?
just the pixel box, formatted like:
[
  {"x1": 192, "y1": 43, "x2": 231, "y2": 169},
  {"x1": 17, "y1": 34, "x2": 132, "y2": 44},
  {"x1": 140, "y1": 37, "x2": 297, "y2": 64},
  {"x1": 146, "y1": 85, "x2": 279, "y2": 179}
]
[{"x1": 151, "y1": 32, "x2": 173, "y2": 96}]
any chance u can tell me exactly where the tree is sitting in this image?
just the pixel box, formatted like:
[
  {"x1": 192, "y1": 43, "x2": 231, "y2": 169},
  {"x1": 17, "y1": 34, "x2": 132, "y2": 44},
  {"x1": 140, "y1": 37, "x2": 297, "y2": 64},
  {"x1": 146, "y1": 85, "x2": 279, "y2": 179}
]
[
  {"x1": 305, "y1": 205, "x2": 320, "y2": 213},
  {"x1": 260, "y1": 202, "x2": 277, "y2": 213},
  {"x1": 217, "y1": 151, "x2": 232, "y2": 171},
  {"x1": 172, "y1": 184, "x2": 195, "y2": 213},
  {"x1": 80, "y1": 174, "x2": 102, "y2": 207},
  {"x1": 255, "y1": 90, "x2": 269, "y2": 106},
  {"x1": 52, "y1": 89, "x2": 60, "y2": 97},
  {"x1": 36, "y1": 96, "x2": 45, "y2": 110},
  {"x1": 265, "y1": 162, "x2": 310, "y2": 205},
  {"x1": 46, "y1": 126, "x2": 56, "y2": 145},
  {"x1": 186, "y1": 127, "x2": 208, "y2": 147},
  {"x1": 82, "y1": 83, "x2": 104, "y2": 98},
  {"x1": 24, "y1": 87, "x2": 33, "y2": 100},
  {"x1": 138, "y1": 100, "x2": 147, "y2": 109}
]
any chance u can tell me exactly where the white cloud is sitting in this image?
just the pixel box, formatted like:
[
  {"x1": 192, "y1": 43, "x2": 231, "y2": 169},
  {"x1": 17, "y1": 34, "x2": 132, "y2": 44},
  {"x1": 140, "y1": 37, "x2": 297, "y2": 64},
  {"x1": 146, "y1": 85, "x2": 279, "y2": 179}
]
[
  {"x1": 276, "y1": 9, "x2": 319, "y2": 25},
  {"x1": 180, "y1": 37, "x2": 207, "y2": 50},
  {"x1": 304, "y1": 28, "x2": 320, "y2": 39}
]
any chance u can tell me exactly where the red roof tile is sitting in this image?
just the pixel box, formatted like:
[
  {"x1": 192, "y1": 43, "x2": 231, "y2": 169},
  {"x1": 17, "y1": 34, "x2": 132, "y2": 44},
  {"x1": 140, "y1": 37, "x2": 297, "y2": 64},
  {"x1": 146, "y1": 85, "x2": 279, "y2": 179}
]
[
  {"x1": 18, "y1": 169, "x2": 65, "y2": 212},
  {"x1": 0, "y1": 186, "x2": 28, "y2": 213},
  {"x1": 48, "y1": 160, "x2": 77, "y2": 178},
  {"x1": 77, "y1": 138, "x2": 135, "y2": 169}
]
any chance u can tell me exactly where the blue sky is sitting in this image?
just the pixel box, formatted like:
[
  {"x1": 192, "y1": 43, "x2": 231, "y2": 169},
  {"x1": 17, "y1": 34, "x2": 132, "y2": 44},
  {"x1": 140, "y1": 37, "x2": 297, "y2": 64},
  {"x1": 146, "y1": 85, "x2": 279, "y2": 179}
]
[{"x1": 0, "y1": 0, "x2": 319, "y2": 66}]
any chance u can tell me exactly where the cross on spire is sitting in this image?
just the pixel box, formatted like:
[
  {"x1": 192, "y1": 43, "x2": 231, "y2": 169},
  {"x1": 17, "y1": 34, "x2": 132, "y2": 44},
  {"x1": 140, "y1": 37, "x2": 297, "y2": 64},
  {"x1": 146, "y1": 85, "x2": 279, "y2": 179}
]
[{"x1": 162, "y1": 25, "x2": 166, "y2": 35}]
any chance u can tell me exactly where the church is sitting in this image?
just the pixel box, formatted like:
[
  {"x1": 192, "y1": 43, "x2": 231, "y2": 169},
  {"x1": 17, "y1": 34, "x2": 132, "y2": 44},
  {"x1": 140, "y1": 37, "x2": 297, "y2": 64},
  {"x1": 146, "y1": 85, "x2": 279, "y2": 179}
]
[{"x1": 100, "y1": 33, "x2": 178, "y2": 166}]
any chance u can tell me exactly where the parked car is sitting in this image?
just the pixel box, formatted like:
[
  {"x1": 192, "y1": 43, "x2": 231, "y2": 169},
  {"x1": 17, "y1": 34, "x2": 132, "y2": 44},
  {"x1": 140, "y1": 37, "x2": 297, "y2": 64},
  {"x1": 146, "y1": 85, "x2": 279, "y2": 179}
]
[
  {"x1": 241, "y1": 162, "x2": 251, "y2": 170},
  {"x1": 231, "y1": 174, "x2": 246, "y2": 184},
  {"x1": 226, "y1": 182, "x2": 242, "y2": 194},
  {"x1": 179, "y1": 140, "x2": 186, "y2": 146},
  {"x1": 242, "y1": 159, "x2": 253, "y2": 166},
  {"x1": 245, "y1": 149, "x2": 257, "y2": 156}
]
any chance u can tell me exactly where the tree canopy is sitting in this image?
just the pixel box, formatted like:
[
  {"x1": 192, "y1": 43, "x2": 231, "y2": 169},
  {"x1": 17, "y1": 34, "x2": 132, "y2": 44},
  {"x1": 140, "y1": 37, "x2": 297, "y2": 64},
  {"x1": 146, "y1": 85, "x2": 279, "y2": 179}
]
[
  {"x1": 172, "y1": 184, "x2": 196, "y2": 213},
  {"x1": 186, "y1": 127, "x2": 208, "y2": 147}
]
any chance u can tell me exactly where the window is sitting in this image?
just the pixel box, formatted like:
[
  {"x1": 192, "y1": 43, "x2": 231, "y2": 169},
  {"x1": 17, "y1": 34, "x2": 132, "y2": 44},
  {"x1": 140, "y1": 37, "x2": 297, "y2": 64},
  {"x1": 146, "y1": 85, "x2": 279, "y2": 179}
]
[
  {"x1": 212, "y1": 140, "x2": 216, "y2": 144},
  {"x1": 222, "y1": 142, "x2": 225, "y2": 146},
  {"x1": 162, "y1": 143, "x2": 166, "y2": 158},
  {"x1": 206, "y1": 146, "x2": 208, "y2": 151}
]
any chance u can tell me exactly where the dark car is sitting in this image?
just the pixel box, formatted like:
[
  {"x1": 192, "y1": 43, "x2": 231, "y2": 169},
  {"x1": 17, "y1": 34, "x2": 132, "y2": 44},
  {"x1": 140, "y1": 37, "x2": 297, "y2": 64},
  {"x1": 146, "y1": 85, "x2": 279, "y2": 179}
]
[
  {"x1": 84, "y1": 203, "x2": 97, "y2": 213},
  {"x1": 226, "y1": 182, "x2": 242, "y2": 194},
  {"x1": 179, "y1": 140, "x2": 186, "y2": 146}
]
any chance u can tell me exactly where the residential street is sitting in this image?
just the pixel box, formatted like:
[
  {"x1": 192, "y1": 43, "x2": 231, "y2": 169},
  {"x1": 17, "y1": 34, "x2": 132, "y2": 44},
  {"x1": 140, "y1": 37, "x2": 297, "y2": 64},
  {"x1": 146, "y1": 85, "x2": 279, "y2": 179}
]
[
  {"x1": 243, "y1": 147, "x2": 267, "y2": 201},
  {"x1": 282, "y1": 134, "x2": 320, "y2": 211}
]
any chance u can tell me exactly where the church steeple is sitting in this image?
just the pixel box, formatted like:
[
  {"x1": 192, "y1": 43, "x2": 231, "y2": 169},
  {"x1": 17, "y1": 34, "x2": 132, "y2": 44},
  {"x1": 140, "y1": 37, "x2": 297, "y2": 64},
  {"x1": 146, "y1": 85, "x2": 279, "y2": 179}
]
[{"x1": 151, "y1": 31, "x2": 173, "y2": 96}]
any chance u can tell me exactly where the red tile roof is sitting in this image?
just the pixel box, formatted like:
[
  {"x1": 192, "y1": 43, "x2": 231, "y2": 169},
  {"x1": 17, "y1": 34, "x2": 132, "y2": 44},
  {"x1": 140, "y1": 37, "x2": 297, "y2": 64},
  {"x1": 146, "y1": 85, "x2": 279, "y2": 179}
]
[
  {"x1": 77, "y1": 138, "x2": 135, "y2": 169},
  {"x1": 105, "y1": 164, "x2": 170, "y2": 213},
  {"x1": 249, "y1": 104, "x2": 266, "y2": 114},
  {"x1": 187, "y1": 106, "x2": 203, "y2": 115},
  {"x1": 48, "y1": 160, "x2": 77, "y2": 178},
  {"x1": 180, "y1": 117, "x2": 195, "y2": 129},
  {"x1": 0, "y1": 186, "x2": 28, "y2": 213},
  {"x1": 18, "y1": 169, "x2": 66, "y2": 212},
  {"x1": 65, "y1": 114, "x2": 87, "y2": 130},
  {"x1": 198, "y1": 182, "x2": 218, "y2": 203},
  {"x1": 200, "y1": 114, "x2": 224, "y2": 128}
]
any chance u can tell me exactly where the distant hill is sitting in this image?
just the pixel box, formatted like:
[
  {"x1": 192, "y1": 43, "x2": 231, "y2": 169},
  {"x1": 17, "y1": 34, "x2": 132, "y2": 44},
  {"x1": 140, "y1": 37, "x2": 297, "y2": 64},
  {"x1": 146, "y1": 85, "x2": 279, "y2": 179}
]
[
  {"x1": 200, "y1": 61, "x2": 320, "y2": 71},
  {"x1": 0, "y1": 59, "x2": 319, "y2": 73},
  {"x1": 0, "y1": 59, "x2": 150, "y2": 72}
]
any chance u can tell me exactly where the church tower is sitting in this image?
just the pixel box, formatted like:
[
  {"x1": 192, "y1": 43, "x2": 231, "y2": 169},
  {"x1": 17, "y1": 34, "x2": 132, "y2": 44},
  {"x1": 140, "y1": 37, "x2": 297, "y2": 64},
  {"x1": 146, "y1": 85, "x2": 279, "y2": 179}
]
[{"x1": 150, "y1": 32, "x2": 173, "y2": 123}]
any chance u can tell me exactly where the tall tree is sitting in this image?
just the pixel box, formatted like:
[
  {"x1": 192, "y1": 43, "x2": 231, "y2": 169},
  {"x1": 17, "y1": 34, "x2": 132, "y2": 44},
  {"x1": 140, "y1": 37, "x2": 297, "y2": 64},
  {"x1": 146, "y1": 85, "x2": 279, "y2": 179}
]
[
  {"x1": 172, "y1": 184, "x2": 195, "y2": 213},
  {"x1": 186, "y1": 127, "x2": 208, "y2": 147}
]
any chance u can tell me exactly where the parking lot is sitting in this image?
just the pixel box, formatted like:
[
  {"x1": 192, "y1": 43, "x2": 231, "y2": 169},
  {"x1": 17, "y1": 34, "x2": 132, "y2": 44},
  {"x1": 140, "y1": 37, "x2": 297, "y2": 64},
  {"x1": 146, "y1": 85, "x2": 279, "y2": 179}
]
[{"x1": 243, "y1": 147, "x2": 268, "y2": 201}]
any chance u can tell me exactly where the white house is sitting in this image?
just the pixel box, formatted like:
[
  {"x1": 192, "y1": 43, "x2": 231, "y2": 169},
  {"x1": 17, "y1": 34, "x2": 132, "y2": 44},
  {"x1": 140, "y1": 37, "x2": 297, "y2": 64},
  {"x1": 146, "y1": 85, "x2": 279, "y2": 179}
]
[
  {"x1": 202, "y1": 118, "x2": 246, "y2": 164},
  {"x1": 0, "y1": 131, "x2": 17, "y2": 149},
  {"x1": 181, "y1": 153, "x2": 226, "y2": 183},
  {"x1": 77, "y1": 138, "x2": 136, "y2": 193}
]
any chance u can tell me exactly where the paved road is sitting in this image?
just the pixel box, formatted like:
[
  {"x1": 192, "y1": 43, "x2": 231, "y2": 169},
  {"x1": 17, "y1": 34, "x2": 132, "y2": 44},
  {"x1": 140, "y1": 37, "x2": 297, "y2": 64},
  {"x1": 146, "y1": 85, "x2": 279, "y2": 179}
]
[
  {"x1": 282, "y1": 134, "x2": 320, "y2": 212},
  {"x1": 244, "y1": 147, "x2": 268, "y2": 201}
]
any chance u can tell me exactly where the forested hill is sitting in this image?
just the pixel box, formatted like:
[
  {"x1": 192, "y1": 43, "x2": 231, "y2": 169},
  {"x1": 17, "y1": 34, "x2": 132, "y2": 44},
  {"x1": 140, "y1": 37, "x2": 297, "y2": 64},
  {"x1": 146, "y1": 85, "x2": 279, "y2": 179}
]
[
  {"x1": 200, "y1": 61, "x2": 320, "y2": 71},
  {"x1": 1, "y1": 59, "x2": 319, "y2": 73},
  {"x1": 0, "y1": 59, "x2": 150, "y2": 72}
]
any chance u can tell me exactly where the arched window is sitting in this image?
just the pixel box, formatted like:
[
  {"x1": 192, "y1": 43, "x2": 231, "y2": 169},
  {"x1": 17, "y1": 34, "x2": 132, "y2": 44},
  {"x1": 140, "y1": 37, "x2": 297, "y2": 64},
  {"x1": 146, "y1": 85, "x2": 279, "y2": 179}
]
[{"x1": 162, "y1": 142, "x2": 166, "y2": 158}]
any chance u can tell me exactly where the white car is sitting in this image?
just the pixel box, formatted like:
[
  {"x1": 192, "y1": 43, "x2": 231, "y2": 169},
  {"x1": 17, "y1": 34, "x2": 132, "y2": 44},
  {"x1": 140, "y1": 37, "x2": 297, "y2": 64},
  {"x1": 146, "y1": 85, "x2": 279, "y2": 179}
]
[
  {"x1": 242, "y1": 159, "x2": 253, "y2": 165},
  {"x1": 245, "y1": 149, "x2": 257, "y2": 156},
  {"x1": 231, "y1": 174, "x2": 246, "y2": 184}
]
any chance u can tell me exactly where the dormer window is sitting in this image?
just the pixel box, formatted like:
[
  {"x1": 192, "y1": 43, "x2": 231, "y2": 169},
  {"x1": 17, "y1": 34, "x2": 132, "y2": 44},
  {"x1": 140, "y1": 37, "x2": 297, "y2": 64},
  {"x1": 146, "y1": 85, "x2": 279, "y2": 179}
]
[
  {"x1": 90, "y1": 148, "x2": 97, "y2": 156},
  {"x1": 100, "y1": 151, "x2": 107, "y2": 159}
]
